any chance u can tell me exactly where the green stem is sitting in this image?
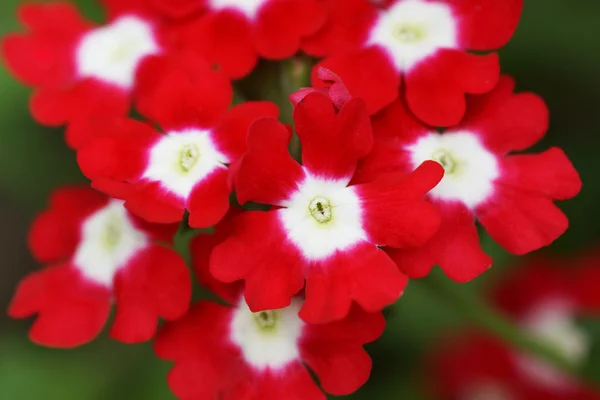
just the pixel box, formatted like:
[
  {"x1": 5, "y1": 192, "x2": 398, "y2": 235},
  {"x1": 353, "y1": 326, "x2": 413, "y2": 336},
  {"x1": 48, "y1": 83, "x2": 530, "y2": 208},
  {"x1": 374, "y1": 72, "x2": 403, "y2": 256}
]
[
  {"x1": 279, "y1": 56, "x2": 312, "y2": 160},
  {"x1": 421, "y1": 272, "x2": 578, "y2": 375}
]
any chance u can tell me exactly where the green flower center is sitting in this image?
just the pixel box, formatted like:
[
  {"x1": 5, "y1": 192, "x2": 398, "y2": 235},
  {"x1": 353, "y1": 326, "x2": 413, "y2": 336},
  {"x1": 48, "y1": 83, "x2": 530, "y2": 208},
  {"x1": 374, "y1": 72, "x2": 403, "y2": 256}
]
[
  {"x1": 431, "y1": 149, "x2": 457, "y2": 174},
  {"x1": 392, "y1": 24, "x2": 426, "y2": 43},
  {"x1": 180, "y1": 144, "x2": 199, "y2": 172},
  {"x1": 253, "y1": 310, "x2": 279, "y2": 332},
  {"x1": 308, "y1": 197, "x2": 332, "y2": 223},
  {"x1": 103, "y1": 215, "x2": 122, "y2": 251}
]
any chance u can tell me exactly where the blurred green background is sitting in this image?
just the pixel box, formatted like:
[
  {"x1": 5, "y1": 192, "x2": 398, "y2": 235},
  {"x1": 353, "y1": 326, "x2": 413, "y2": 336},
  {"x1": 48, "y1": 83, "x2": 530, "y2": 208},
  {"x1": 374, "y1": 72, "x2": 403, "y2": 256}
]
[{"x1": 1, "y1": 0, "x2": 600, "y2": 399}]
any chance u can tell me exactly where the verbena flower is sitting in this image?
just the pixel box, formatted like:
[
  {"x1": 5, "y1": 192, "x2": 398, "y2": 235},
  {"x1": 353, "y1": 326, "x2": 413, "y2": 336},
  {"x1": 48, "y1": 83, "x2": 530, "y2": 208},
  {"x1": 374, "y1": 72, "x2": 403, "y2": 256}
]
[{"x1": 8, "y1": 186, "x2": 190, "y2": 347}]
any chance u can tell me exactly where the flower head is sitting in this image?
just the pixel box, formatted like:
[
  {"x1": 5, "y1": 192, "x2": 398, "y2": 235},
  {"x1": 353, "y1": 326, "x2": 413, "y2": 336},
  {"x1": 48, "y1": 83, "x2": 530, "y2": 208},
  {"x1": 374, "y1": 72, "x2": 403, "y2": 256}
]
[
  {"x1": 77, "y1": 54, "x2": 279, "y2": 227},
  {"x1": 1, "y1": 1, "x2": 175, "y2": 148},
  {"x1": 8, "y1": 186, "x2": 191, "y2": 347},
  {"x1": 355, "y1": 76, "x2": 582, "y2": 282},
  {"x1": 155, "y1": 223, "x2": 385, "y2": 399},
  {"x1": 312, "y1": 0, "x2": 523, "y2": 125},
  {"x1": 210, "y1": 92, "x2": 443, "y2": 323}
]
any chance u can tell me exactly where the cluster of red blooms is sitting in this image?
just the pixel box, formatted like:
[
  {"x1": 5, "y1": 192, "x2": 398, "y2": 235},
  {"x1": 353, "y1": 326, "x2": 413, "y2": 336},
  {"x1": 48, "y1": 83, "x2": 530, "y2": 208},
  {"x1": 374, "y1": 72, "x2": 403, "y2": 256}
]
[{"x1": 2, "y1": 0, "x2": 585, "y2": 398}]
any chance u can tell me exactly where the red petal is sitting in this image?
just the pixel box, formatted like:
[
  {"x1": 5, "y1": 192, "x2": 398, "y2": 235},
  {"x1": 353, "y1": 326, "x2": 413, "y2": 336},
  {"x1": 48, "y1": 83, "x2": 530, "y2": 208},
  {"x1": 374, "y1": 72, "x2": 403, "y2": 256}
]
[
  {"x1": 355, "y1": 161, "x2": 444, "y2": 248},
  {"x1": 405, "y1": 49, "x2": 500, "y2": 127},
  {"x1": 38, "y1": 77, "x2": 128, "y2": 132},
  {"x1": 302, "y1": 343, "x2": 371, "y2": 395},
  {"x1": 234, "y1": 118, "x2": 305, "y2": 206},
  {"x1": 187, "y1": 168, "x2": 231, "y2": 228},
  {"x1": 135, "y1": 53, "x2": 232, "y2": 131},
  {"x1": 388, "y1": 201, "x2": 492, "y2": 282},
  {"x1": 353, "y1": 99, "x2": 427, "y2": 184},
  {"x1": 28, "y1": 186, "x2": 108, "y2": 264},
  {"x1": 101, "y1": 0, "x2": 169, "y2": 19},
  {"x1": 8, "y1": 264, "x2": 111, "y2": 348},
  {"x1": 190, "y1": 210, "x2": 244, "y2": 304},
  {"x1": 212, "y1": 101, "x2": 280, "y2": 160},
  {"x1": 30, "y1": 80, "x2": 129, "y2": 145},
  {"x1": 451, "y1": 0, "x2": 523, "y2": 50},
  {"x1": 303, "y1": 304, "x2": 385, "y2": 345},
  {"x1": 294, "y1": 93, "x2": 372, "y2": 180},
  {"x1": 124, "y1": 181, "x2": 186, "y2": 224},
  {"x1": 129, "y1": 212, "x2": 179, "y2": 244},
  {"x1": 234, "y1": 363, "x2": 326, "y2": 400},
  {"x1": 301, "y1": 243, "x2": 406, "y2": 323},
  {"x1": 301, "y1": 0, "x2": 378, "y2": 57},
  {"x1": 149, "y1": 0, "x2": 207, "y2": 19},
  {"x1": 290, "y1": 66, "x2": 355, "y2": 112},
  {"x1": 210, "y1": 211, "x2": 305, "y2": 311},
  {"x1": 316, "y1": 67, "x2": 353, "y2": 110},
  {"x1": 372, "y1": 97, "x2": 429, "y2": 140},
  {"x1": 477, "y1": 187, "x2": 569, "y2": 255},
  {"x1": 154, "y1": 302, "x2": 237, "y2": 398},
  {"x1": 91, "y1": 178, "x2": 135, "y2": 199},
  {"x1": 301, "y1": 307, "x2": 384, "y2": 395},
  {"x1": 183, "y1": 10, "x2": 257, "y2": 79},
  {"x1": 499, "y1": 148, "x2": 581, "y2": 200},
  {"x1": 253, "y1": 0, "x2": 327, "y2": 59},
  {"x1": 461, "y1": 76, "x2": 549, "y2": 154},
  {"x1": 77, "y1": 118, "x2": 158, "y2": 182},
  {"x1": 110, "y1": 245, "x2": 191, "y2": 343},
  {"x1": 2, "y1": 3, "x2": 88, "y2": 87},
  {"x1": 315, "y1": 47, "x2": 400, "y2": 115}
]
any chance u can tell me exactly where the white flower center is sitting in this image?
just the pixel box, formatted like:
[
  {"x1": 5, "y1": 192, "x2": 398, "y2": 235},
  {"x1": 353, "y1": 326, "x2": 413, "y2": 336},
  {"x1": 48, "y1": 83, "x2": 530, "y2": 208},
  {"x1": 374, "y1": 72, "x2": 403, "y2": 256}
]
[
  {"x1": 407, "y1": 131, "x2": 499, "y2": 209},
  {"x1": 74, "y1": 200, "x2": 148, "y2": 286},
  {"x1": 368, "y1": 0, "x2": 458, "y2": 72},
  {"x1": 517, "y1": 300, "x2": 591, "y2": 391},
  {"x1": 143, "y1": 129, "x2": 228, "y2": 199},
  {"x1": 76, "y1": 16, "x2": 160, "y2": 89},
  {"x1": 230, "y1": 298, "x2": 304, "y2": 370},
  {"x1": 460, "y1": 381, "x2": 514, "y2": 400},
  {"x1": 279, "y1": 174, "x2": 366, "y2": 260},
  {"x1": 209, "y1": 0, "x2": 269, "y2": 19}
]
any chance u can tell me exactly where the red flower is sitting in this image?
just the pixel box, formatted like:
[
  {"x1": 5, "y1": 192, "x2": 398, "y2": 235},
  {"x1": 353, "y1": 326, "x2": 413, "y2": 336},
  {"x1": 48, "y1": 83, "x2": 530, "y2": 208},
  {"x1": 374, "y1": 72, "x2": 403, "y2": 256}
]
[
  {"x1": 428, "y1": 257, "x2": 600, "y2": 400},
  {"x1": 1, "y1": 1, "x2": 179, "y2": 148},
  {"x1": 165, "y1": 0, "x2": 327, "y2": 78},
  {"x1": 312, "y1": 0, "x2": 523, "y2": 126},
  {"x1": 210, "y1": 92, "x2": 443, "y2": 324},
  {"x1": 155, "y1": 223, "x2": 385, "y2": 400},
  {"x1": 7, "y1": 186, "x2": 191, "y2": 347},
  {"x1": 77, "y1": 55, "x2": 279, "y2": 227},
  {"x1": 354, "y1": 76, "x2": 581, "y2": 282}
]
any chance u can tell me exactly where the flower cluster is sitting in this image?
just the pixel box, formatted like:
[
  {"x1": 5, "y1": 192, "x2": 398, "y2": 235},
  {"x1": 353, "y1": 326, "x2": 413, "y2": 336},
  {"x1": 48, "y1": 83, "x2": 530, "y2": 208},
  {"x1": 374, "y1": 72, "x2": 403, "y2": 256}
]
[
  {"x1": 428, "y1": 254, "x2": 600, "y2": 400},
  {"x1": 2, "y1": 0, "x2": 585, "y2": 398}
]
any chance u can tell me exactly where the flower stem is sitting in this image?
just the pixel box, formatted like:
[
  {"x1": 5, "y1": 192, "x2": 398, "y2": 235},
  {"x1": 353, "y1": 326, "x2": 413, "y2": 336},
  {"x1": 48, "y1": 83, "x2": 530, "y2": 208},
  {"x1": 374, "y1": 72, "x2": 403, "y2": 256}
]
[
  {"x1": 420, "y1": 271, "x2": 579, "y2": 375},
  {"x1": 280, "y1": 55, "x2": 312, "y2": 160}
]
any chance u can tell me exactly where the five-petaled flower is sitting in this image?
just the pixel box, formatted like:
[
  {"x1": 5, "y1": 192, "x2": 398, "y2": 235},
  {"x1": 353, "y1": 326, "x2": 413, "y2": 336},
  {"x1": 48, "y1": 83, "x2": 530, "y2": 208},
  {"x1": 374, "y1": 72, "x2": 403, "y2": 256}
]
[
  {"x1": 312, "y1": 0, "x2": 523, "y2": 126},
  {"x1": 155, "y1": 223, "x2": 385, "y2": 400},
  {"x1": 354, "y1": 76, "x2": 582, "y2": 282},
  {"x1": 77, "y1": 55, "x2": 279, "y2": 227},
  {"x1": 8, "y1": 186, "x2": 191, "y2": 347},
  {"x1": 1, "y1": 0, "x2": 179, "y2": 148},
  {"x1": 428, "y1": 256, "x2": 600, "y2": 400},
  {"x1": 210, "y1": 92, "x2": 444, "y2": 324}
]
